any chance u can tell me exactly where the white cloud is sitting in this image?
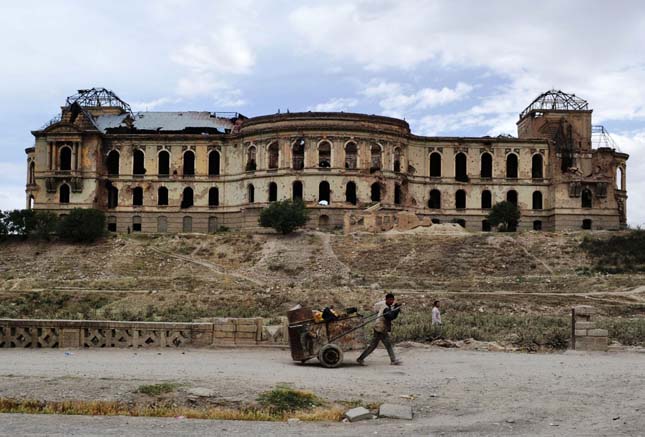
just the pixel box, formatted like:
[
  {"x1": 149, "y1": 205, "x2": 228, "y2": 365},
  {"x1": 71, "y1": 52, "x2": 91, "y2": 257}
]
[
  {"x1": 309, "y1": 97, "x2": 358, "y2": 112},
  {"x1": 611, "y1": 130, "x2": 645, "y2": 227},
  {"x1": 130, "y1": 97, "x2": 179, "y2": 112}
]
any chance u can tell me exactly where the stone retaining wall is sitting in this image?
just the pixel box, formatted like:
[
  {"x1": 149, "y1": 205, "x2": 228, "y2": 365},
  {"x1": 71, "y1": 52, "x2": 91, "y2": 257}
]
[{"x1": 571, "y1": 306, "x2": 609, "y2": 351}]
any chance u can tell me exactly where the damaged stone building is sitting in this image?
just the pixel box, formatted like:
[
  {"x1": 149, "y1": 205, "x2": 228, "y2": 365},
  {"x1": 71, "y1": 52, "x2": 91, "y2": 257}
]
[{"x1": 25, "y1": 88, "x2": 628, "y2": 232}]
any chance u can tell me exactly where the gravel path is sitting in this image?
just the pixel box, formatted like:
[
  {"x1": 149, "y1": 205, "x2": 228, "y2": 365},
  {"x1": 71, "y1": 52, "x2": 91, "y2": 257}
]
[{"x1": 0, "y1": 347, "x2": 643, "y2": 436}]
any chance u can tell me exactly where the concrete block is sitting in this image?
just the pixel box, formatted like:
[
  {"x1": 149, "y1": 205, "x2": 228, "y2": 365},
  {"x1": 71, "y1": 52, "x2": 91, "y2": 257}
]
[
  {"x1": 378, "y1": 403, "x2": 413, "y2": 420},
  {"x1": 575, "y1": 321, "x2": 594, "y2": 330},
  {"x1": 574, "y1": 330, "x2": 587, "y2": 337},
  {"x1": 573, "y1": 305, "x2": 595, "y2": 316},
  {"x1": 575, "y1": 336, "x2": 608, "y2": 352},
  {"x1": 236, "y1": 324, "x2": 259, "y2": 333},
  {"x1": 345, "y1": 407, "x2": 372, "y2": 422},
  {"x1": 587, "y1": 329, "x2": 609, "y2": 337}
]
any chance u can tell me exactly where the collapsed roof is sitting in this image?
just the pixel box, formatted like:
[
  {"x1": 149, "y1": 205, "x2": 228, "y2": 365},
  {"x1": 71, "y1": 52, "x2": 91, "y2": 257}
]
[{"x1": 520, "y1": 89, "x2": 589, "y2": 120}]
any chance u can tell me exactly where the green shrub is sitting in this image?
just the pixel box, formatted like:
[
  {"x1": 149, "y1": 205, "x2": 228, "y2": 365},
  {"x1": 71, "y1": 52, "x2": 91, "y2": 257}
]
[
  {"x1": 581, "y1": 230, "x2": 645, "y2": 273},
  {"x1": 4, "y1": 209, "x2": 36, "y2": 239},
  {"x1": 487, "y1": 201, "x2": 520, "y2": 232},
  {"x1": 0, "y1": 211, "x2": 7, "y2": 241},
  {"x1": 136, "y1": 383, "x2": 179, "y2": 396},
  {"x1": 259, "y1": 200, "x2": 309, "y2": 234},
  {"x1": 57, "y1": 208, "x2": 106, "y2": 243},
  {"x1": 597, "y1": 318, "x2": 645, "y2": 346},
  {"x1": 32, "y1": 211, "x2": 59, "y2": 241},
  {"x1": 257, "y1": 385, "x2": 322, "y2": 413}
]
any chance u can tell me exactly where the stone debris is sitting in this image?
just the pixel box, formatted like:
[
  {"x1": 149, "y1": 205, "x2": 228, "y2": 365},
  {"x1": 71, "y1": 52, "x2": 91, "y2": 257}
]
[
  {"x1": 344, "y1": 406, "x2": 372, "y2": 422},
  {"x1": 378, "y1": 403, "x2": 413, "y2": 420},
  {"x1": 186, "y1": 387, "x2": 215, "y2": 397}
]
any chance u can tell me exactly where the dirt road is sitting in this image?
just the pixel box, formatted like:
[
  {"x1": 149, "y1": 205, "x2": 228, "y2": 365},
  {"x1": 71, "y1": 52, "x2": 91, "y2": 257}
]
[{"x1": 0, "y1": 347, "x2": 643, "y2": 436}]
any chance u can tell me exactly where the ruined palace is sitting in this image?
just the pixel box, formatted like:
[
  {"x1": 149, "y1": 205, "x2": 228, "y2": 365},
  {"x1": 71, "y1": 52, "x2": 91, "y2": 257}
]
[{"x1": 25, "y1": 88, "x2": 628, "y2": 232}]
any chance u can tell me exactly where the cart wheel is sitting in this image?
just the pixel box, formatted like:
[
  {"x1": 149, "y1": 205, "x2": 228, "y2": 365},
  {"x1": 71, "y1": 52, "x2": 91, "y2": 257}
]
[{"x1": 318, "y1": 344, "x2": 343, "y2": 368}]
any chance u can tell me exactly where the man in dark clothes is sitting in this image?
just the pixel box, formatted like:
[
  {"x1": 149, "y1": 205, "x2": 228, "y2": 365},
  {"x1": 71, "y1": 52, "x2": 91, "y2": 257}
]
[{"x1": 357, "y1": 292, "x2": 402, "y2": 365}]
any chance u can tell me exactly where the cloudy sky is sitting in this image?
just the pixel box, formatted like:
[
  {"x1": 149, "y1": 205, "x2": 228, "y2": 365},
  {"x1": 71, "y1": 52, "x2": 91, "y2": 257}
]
[{"x1": 0, "y1": 0, "x2": 643, "y2": 225}]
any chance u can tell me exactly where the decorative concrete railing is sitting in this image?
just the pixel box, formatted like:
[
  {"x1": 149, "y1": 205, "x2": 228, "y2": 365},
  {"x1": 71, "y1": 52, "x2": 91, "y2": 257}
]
[{"x1": 0, "y1": 318, "x2": 288, "y2": 349}]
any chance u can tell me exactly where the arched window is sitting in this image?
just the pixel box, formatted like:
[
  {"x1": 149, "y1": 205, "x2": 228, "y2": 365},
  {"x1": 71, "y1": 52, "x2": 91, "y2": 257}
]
[
  {"x1": 208, "y1": 216, "x2": 218, "y2": 233},
  {"x1": 616, "y1": 167, "x2": 625, "y2": 190},
  {"x1": 456, "y1": 189, "x2": 466, "y2": 209},
  {"x1": 533, "y1": 220, "x2": 542, "y2": 231},
  {"x1": 208, "y1": 150, "x2": 220, "y2": 176},
  {"x1": 370, "y1": 144, "x2": 382, "y2": 172},
  {"x1": 106, "y1": 150, "x2": 119, "y2": 175},
  {"x1": 209, "y1": 187, "x2": 219, "y2": 207},
  {"x1": 582, "y1": 219, "x2": 592, "y2": 230},
  {"x1": 293, "y1": 181, "x2": 303, "y2": 200},
  {"x1": 60, "y1": 146, "x2": 72, "y2": 171},
  {"x1": 267, "y1": 142, "x2": 279, "y2": 169},
  {"x1": 532, "y1": 154, "x2": 544, "y2": 179},
  {"x1": 182, "y1": 216, "x2": 192, "y2": 232},
  {"x1": 480, "y1": 152, "x2": 492, "y2": 178},
  {"x1": 482, "y1": 220, "x2": 491, "y2": 232},
  {"x1": 455, "y1": 152, "x2": 468, "y2": 182},
  {"x1": 28, "y1": 195, "x2": 34, "y2": 209},
  {"x1": 507, "y1": 190, "x2": 518, "y2": 206},
  {"x1": 318, "y1": 141, "x2": 331, "y2": 168},
  {"x1": 394, "y1": 183, "x2": 402, "y2": 205},
  {"x1": 506, "y1": 153, "x2": 518, "y2": 178},
  {"x1": 370, "y1": 182, "x2": 381, "y2": 202},
  {"x1": 157, "y1": 216, "x2": 168, "y2": 233},
  {"x1": 481, "y1": 190, "x2": 492, "y2": 209},
  {"x1": 132, "y1": 215, "x2": 142, "y2": 232},
  {"x1": 59, "y1": 184, "x2": 70, "y2": 203},
  {"x1": 181, "y1": 187, "x2": 193, "y2": 208},
  {"x1": 532, "y1": 191, "x2": 543, "y2": 210},
  {"x1": 428, "y1": 189, "x2": 441, "y2": 209},
  {"x1": 393, "y1": 147, "x2": 402, "y2": 172},
  {"x1": 183, "y1": 150, "x2": 195, "y2": 176},
  {"x1": 345, "y1": 181, "x2": 357, "y2": 205},
  {"x1": 345, "y1": 142, "x2": 357, "y2": 169},
  {"x1": 430, "y1": 152, "x2": 441, "y2": 177},
  {"x1": 581, "y1": 189, "x2": 593, "y2": 208},
  {"x1": 248, "y1": 184, "x2": 255, "y2": 203},
  {"x1": 133, "y1": 149, "x2": 145, "y2": 176},
  {"x1": 246, "y1": 146, "x2": 257, "y2": 171},
  {"x1": 319, "y1": 181, "x2": 330, "y2": 203},
  {"x1": 158, "y1": 186, "x2": 168, "y2": 206},
  {"x1": 158, "y1": 150, "x2": 170, "y2": 176},
  {"x1": 132, "y1": 187, "x2": 143, "y2": 206},
  {"x1": 107, "y1": 216, "x2": 117, "y2": 232},
  {"x1": 107, "y1": 185, "x2": 118, "y2": 209},
  {"x1": 28, "y1": 161, "x2": 36, "y2": 185},
  {"x1": 268, "y1": 182, "x2": 278, "y2": 202},
  {"x1": 319, "y1": 215, "x2": 330, "y2": 228},
  {"x1": 292, "y1": 139, "x2": 305, "y2": 170}
]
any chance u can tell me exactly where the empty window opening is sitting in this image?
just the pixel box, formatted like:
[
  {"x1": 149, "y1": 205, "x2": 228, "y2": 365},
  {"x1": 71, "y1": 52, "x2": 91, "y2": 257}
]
[
  {"x1": 581, "y1": 189, "x2": 593, "y2": 208},
  {"x1": 393, "y1": 147, "x2": 402, "y2": 172},
  {"x1": 428, "y1": 189, "x2": 441, "y2": 209},
  {"x1": 481, "y1": 152, "x2": 492, "y2": 178},
  {"x1": 319, "y1": 215, "x2": 330, "y2": 228},
  {"x1": 248, "y1": 184, "x2": 255, "y2": 203},
  {"x1": 132, "y1": 187, "x2": 143, "y2": 206},
  {"x1": 370, "y1": 144, "x2": 382, "y2": 172},
  {"x1": 209, "y1": 187, "x2": 219, "y2": 206},
  {"x1": 345, "y1": 142, "x2": 357, "y2": 169},
  {"x1": 431, "y1": 218, "x2": 441, "y2": 224},
  {"x1": 107, "y1": 184, "x2": 118, "y2": 209},
  {"x1": 481, "y1": 190, "x2": 492, "y2": 209},
  {"x1": 132, "y1": 215, "x2": 142, "y2": 232},
  {"x1": 319, "y1": 181, "x2": 331, "y2": 204},
  {"x1": 208, "y1": 150, "x2": 220, "y2": 176},
  {"x1": 506, "y1": 190, "x2": 518, "y2": 206},
  {"x1": 455, "y1": 152, "x2": 468, "y2": 182},
  {"x1": 106, "y1": 150, "x2": 119, "y2": 175},
  {"x1": 532, "y1": 191, "x2": 543, "y2": 210},
  {"x1": 28, "y1": 195, "x2": 34, "y2": 209},
  {"x1": 293, "y1": 181, "x2": 303, "y2": 201},
  {"x1": 268, "y1": 142, "x2": 279, "y2": 169},
  {"x1": 182, "y1": 216, "x2": 192, "y2": 233},
  {"x1": 533, "y1": 220, "x2": 542, "y2": 231},
  {"x1": 183, "y1": 150, "x2": 195, "y2": 176},
  {"x1": 158, "y1": 187, "x2": 168, "y2": 206},
  {"x1": 181, "y1": 187, "x2": 194, "y2": 209},
  {"x1": 292, "y1": 139, "x2": 305, "y2": 170},
  {"x1": 506, "y1": 154, "x2": 518, "y2": 178},
  {"x1": 394, "y1": 183, "x2": 402, "y2": 205},
  {"x1": 158, "y1": 150, "x2": 170, "y2": 176},
  {"x1": 582, "y1": 219, "x2": 592, "y2": 230},
  {"x1": 482, "y1": 220, "x2": 491, "y2": 232},
  {"x1": 59, "y1": 184, "x2": 70, "y2": 203},
  {"x1": 268, "y1": 182, "x2": 278, "y2": 202},
  {"x1": 430, "y1": 152, "x2": 442, "y2": 177},
  {"x1": 617, "y1": 167, "x2": 624, "y2": 190},
  {"x1": 455, "y1": 219, "x2": 466, "y2": 228},
  {"x1": 318, "y1": 141, "x2": 331, "y2": 168},
  {"x1": 107, "y1": 216, "x2": 117, "y2": 232},
  {"x1": 345, "y1": 181, "x2": 357, "y2": 205},
  {"x1": 456, "y1": 189, "x2": 466, "y2": 209},
  {"x1": 157, "y1": 216, "x2": 167, "y2": 233},
  {"x1": 246, "y1": 146, "x2": 257, "y2": 171},
  {"x1": 532, "y1": 154, "x2": 544, "y2": 179},
  {"x1": 133, "y1": 149, "x2": 145, "y2": 175},
  {"x1": 60, "y1": 146, "x2": 72, "y2": 171},
  {"x1": 208, "y1": 216, "x2": 218, "y2": 233},
  {"x1": 370, "y1": 183, "x2": 381, "y2": 202}
]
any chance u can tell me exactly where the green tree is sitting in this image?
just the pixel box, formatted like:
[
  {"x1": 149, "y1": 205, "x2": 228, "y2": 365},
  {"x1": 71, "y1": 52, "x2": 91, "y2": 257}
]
[
  {"x1": 57, "y1": 208, "x2": 106, "y2": 243},
  {"x1": 5, "y1": 209, "x2": 36, "y2": 239},
  {"x1": 0, "y1": 211, "x2": 7, "y2": 241},
  {"x1": 487, "y1": 201, "x2": 520, "y2": 232},
  {"x1": 32, "y1": 211, "x2": 59, "y2": 241},
  {"x1": 259, "y1": 200, "x2": 309, "y2": 234}
]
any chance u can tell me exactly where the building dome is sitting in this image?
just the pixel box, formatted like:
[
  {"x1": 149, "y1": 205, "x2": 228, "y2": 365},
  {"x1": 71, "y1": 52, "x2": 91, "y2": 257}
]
[{"x1": 520, "y1": 89, "x2": 589, "y2": 120}]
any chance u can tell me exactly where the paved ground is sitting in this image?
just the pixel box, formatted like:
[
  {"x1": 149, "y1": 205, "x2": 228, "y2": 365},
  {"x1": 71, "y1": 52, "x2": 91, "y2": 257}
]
[{"x1": 0, "y1": 346, "x2": 644, "y2": 436}]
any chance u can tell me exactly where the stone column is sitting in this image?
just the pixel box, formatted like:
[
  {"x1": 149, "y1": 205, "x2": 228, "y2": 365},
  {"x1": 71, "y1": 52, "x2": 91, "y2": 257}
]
[{"x1": 572, "y1": 305, "x2": 608, "y2": 351}]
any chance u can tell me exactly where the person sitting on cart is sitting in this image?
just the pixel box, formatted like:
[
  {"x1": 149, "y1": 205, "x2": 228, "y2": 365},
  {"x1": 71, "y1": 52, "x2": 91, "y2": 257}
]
[{"x1": 357, "y1": 293, "x2": 402, "y2": 366}]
